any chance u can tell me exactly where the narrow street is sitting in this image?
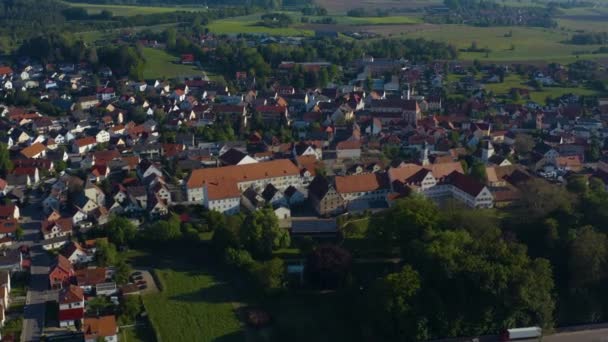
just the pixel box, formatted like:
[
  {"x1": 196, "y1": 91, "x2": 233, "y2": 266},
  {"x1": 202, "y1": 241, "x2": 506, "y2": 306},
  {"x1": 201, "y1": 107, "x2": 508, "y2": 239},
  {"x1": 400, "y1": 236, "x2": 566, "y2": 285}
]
[{"x1": 20, "y1": 195, "x2": 54, "y2": 342}]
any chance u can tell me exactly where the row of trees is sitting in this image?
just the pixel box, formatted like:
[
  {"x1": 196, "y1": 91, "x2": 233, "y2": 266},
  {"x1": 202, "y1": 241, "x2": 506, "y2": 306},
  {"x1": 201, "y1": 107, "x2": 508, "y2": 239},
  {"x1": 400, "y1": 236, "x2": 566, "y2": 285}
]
[{"x1": 433, "y1": 0, "x2": 558, "y2": 28}]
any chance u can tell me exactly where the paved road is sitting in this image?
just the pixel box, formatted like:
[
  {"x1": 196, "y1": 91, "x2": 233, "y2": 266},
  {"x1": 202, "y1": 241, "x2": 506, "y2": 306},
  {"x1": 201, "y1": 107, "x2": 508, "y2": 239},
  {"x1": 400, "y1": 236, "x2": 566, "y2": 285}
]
[
  {"x1": 546, "y1": 328, "x2": 608, "y2": 342},
  {"x1": 21, "y1": 250, "x2": 52, "y2": 342},
  {"x1": 20, "y1": 196, "x2": 54, "y2": 342}
]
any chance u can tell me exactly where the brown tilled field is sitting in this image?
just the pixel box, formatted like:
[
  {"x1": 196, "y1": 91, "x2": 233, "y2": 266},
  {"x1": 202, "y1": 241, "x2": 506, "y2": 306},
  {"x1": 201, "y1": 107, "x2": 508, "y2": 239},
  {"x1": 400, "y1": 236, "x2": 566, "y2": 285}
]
[{"x1": 314, "y1": 0, "x2": 440, "y2": 14}]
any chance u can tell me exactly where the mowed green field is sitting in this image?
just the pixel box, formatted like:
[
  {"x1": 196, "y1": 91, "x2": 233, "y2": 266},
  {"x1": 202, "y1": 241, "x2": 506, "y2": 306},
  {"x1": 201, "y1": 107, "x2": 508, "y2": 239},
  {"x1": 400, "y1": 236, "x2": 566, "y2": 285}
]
[
  {"x1": 63, "y1": 1, "x2": 207, "y2": 16},
  {"x1": 142, "y1": 47, "x2": 206, "y2": 79},
  {"x1": 143, "y1": 268, "x2": 243, "y2": 342},
  {"x1": 404, "y1": 25, "x2": 608, "y2": 62}
]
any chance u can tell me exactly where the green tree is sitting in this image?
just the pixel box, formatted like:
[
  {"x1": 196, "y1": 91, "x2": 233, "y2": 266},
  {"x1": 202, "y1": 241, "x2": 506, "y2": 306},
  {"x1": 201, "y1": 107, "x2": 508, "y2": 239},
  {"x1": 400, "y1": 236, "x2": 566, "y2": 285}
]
[
  {"x1": 87, "y1": 296, "x2": 111, "y2": 316},
  {"x1": 250, "y1": 258, "x2": 285, "y2": 293},
  {"x1": 105, "y1": 216, "x2": 137, "y2": 246},
  {"x1": 95, "y1": 240, "x2": 117, "y2": 267},
  {"x1": 147, "y1": 214, "x2": 182, "y2": 241},
  {"x1": 569, "y1": 226, "x2": 608, "y2": 289},
  {"x1": 368, "y1": 265, "x2": 425, "y2": 341},
  {"x1": 470, "y1": 161, "x2": 487, "y2": 182},
  {"x1": 240, "y1": 208, "x2": 290, "y2": 259},
  {"x1": 211, "y1": 214, "x2": 244, "y2": 253},
  {"x1": 15, "y1": 225, "x2": 24, "y2": 240},
  {"x1": 115, "y1": 261, "x2": 132, "y2": 285},
  {"x1": 224, "y1": 247, "x2": 254, "y2": 269},
  {"x1": 119, "y1": 296, "x2": 142, "y2": 325},
  {"x1": 566, "y1": 174, "x2": 588, "y2": 194},
  {"x1": 514, "y1": 133, "x2": 535, "y2": 155},
  {"x1": 304, "y1": 245, "x2": 352, "y2": 289},
  {"x1": 368, "y1": 196, "x2": 440, "y2": 251},
  {"x1": 0, "y1": 143, "x2": 12, "y2": 177},
  {"x1": 518, "y1": 179, "x2": 573, "y2": 219}
]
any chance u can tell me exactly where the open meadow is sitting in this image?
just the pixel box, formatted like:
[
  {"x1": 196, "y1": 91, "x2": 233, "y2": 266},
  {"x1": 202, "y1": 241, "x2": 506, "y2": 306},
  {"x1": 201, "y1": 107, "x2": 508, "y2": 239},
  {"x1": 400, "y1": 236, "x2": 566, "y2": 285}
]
[
  {"x1": 142, "y1": 47, "x2": 207, "y2": 80},
  {"x1": 143, "y1": 267, "x2": 244, "y2": 342}
]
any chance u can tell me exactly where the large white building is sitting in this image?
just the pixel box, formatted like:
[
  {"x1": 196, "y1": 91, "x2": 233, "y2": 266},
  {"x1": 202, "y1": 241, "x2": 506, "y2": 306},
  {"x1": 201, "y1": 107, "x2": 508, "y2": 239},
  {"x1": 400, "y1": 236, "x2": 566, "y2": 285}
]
[
  {"x1": 186, "y1": 160, "x2": 302, "y2": 213},
  {"x1": 388, "y1": 163, "x2": 494, "y2": 208}
]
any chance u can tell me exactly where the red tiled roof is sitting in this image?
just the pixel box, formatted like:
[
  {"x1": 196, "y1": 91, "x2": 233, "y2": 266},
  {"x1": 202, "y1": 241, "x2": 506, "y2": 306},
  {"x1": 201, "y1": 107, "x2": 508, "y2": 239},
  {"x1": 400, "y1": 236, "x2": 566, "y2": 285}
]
[
  {"x1": 187, "y1": 159, "x2": 299, "y2": 189},
  {"x1": 59, "y1": 308, "x2": 84, "y2": 321},
  {"x1": 20, "y1": 143, "x2": 46, "y2": 159},
  {"x1": 83, "y1": 316, "x2": 117, "y2": 339},
  {"x1": 74, "y1": 137, "x2": 97, "y2": 147},
  {"x1": 335, "y1": 173, "x2": 388, "y2": 194},
  {"x1": 0, "y1": 66, "x2": 13, "y2": 75},
  {"x1": 59, "y1": 285, "x2": 84, "y2": 304}
]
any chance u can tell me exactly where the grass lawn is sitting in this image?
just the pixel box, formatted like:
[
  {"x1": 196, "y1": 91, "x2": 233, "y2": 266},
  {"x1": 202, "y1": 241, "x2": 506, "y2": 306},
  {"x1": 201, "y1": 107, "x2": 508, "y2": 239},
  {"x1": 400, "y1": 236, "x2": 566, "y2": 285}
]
[
  {"x1": 63, "y1": 1, "x2": 207, "y2": 17},
  {"x1": 405, "y1": 24, "x2": 608, "y2": 62},
  {"x1": 142, "y1": 47, "x2": 206, "y2": 80},
  {"x1": 142, "y1": 268, "x2": 243, "y2": 342}
]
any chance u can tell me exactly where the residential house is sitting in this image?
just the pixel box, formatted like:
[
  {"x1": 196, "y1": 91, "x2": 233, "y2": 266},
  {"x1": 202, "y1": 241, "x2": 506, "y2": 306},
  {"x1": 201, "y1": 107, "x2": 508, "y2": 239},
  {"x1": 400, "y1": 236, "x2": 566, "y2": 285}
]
[
  {"x1": 72, "y1": 137, "x2": 97, "y2": 154},
  {"x1": 75, "y1": 267, "x2": 107, "y2": 294},
  {"x1": 0, "y1": 205, "x2": 19, "y2": 220},
  {"x1": 58, "y1": 285, "x2": 85, "y2": 327},
  {"x1": 19, "y1": 142, "x2": 46, "y2": 159},
  {"x1": 61, "y1": 241, "x2": 94, "y2": 265},
  {"x1": 308, "y1": 176, "x2": 345, "y2": 216},
  {"x1": 336, "y1": 141, "x2": 362, "y2": 160},
  {"x1": 83, "y1": 316, "x2": 118, "y2": 342},
  {"x1": 49, "y1": 255, "x2": 74, "y2": 289},
  {"x1": 335, "y1": 173, "x2": 389, "y2": 210}
]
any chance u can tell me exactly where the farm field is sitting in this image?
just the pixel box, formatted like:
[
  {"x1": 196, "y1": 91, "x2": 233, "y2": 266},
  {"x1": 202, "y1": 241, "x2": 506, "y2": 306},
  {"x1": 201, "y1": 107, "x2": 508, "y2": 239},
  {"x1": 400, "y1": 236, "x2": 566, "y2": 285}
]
[
  {"x1": 481, "y1": 74, "x2": 601, "y2": 104},
  {"x1": 142, "y1": 47, "x2": 206, "y2": 80},
  {"x1": 207, "y1": 12, "x2": 422, "y2": 36},
  {"x1": 315, "y1": 0, "x2": 439, "y2": 14},
  {"x1": 143, "y1": 268, "x2": 243, "y2": 342},
  {"x1": 403, "y1": 25, "x2": 608, "y2": 62},
  {"x1": 208, "y1": 15, "x2": 314, "y2": 36},
  {"x1": 62, "y1": 1, "x2": 207, "y2": 17}
]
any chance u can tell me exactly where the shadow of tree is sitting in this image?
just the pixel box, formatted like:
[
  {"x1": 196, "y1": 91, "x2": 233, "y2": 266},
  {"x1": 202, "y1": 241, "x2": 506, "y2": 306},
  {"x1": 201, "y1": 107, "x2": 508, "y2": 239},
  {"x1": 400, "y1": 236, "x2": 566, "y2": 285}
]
[{"x1": 168, "y1": 282, "x2": 237, "y2": 304}]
